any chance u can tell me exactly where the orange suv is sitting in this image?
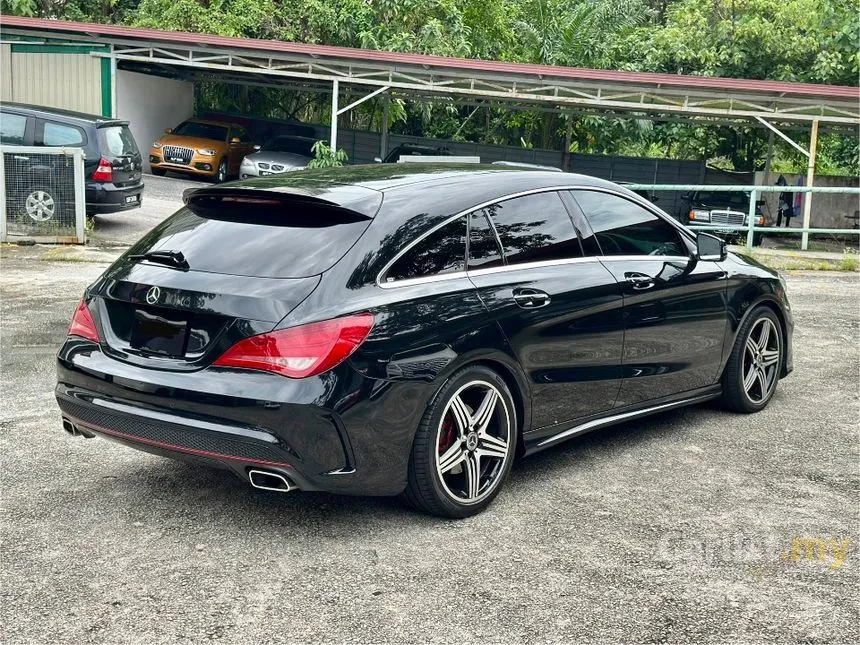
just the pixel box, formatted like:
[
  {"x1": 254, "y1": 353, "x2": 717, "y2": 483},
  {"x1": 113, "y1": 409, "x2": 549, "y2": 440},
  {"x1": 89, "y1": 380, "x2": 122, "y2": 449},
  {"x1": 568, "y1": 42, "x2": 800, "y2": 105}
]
[{"x1": 149, "y1": 119, "x2": 257, "y2": 182}]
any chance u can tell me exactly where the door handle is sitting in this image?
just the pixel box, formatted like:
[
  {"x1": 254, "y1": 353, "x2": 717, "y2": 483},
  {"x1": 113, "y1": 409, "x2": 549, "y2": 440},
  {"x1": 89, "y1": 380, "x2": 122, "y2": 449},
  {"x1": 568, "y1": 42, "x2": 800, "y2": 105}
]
[
  {"x1": 512, "y1": 288, "x2": 551, "y2": 309},
  {"x1": 624, "y1": 272, "x2": 655, "y2": 290}
]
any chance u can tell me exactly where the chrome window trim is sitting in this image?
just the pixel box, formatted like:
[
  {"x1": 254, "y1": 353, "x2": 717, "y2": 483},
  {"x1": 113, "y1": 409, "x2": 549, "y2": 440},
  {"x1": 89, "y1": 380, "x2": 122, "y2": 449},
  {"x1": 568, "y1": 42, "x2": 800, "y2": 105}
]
[
  {"x1": 467, "y1": 255, "x2": 601, "y2": 278},
  {"x1": 379, "y1": 270, "x2": 470, "y2": 290},
  {"x1": 598, "y1": 254, "x2": 691, "y2": 263},
  {"x1": 377, "y1": 185, "x2": 591, "y2": 288},
  {"x1": 376, "y1": 183, "x2": 697, "y2": 289}
]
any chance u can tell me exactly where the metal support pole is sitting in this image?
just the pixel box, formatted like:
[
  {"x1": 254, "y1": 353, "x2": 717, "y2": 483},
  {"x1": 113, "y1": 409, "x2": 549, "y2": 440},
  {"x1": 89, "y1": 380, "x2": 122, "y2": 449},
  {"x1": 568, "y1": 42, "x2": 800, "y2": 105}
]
[
  {"x1": 746, "y1": 188, "x2": 758, "y2": 249},
  {"x1": 380, "y1": 100, "x2": 389, "y2": 160},
  {"x1": 73, "y1": 149, "x2": 86, "y2": 244},
  {"x1": 110, "y1": 47, "x2": 118, "y2": 118},
  {"x1": 329, "y1": 79, "x2": 339, "y2": 150},
  {"x1": 763, "y1": 130, "x2": 774, "y2": 177},
  {"x1": 801, "y1": 119, "x2": 819, "y2": 251},
  {"x1": 562, "y1": 118, "x2": 573, "y2": 172},
  {"x1": 0, "y1": 150, "x2": 6, "y2": 243}
]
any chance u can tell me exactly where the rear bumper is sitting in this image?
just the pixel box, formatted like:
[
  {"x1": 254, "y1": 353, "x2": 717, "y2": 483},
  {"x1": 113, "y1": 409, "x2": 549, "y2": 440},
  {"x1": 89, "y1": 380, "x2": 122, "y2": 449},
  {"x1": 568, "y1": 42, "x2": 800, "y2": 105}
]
[
  {"x1": 55, "y1": 341, "x2": 419, "y2": 496},
  {"x1": 86, "y1": 182, "x2": 144, "y2": 214},
  {"x1": 57, "y1": 384, "x2": 317, "y2": 489}
]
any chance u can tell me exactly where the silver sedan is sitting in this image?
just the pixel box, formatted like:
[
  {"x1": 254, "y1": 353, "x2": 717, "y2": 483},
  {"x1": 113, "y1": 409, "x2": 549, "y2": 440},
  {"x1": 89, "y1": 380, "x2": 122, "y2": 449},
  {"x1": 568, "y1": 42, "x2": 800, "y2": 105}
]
[{"x1": 240, "y1": 135, "x2": 315, "y2": 178}]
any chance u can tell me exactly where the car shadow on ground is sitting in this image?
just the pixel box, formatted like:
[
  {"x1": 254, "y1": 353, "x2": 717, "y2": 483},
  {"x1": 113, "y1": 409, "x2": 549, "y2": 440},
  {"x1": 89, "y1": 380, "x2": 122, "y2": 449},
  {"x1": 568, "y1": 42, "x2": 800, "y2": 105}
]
[{"x1": 102, "y1": 400, "x2": 736, "y2": 533}]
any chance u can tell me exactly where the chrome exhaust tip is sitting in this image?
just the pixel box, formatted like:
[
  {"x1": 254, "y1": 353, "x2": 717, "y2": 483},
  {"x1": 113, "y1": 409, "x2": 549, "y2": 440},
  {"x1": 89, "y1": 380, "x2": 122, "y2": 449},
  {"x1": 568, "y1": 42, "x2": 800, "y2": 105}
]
[
  {"x1": 248, "y1": 469, "x2": 297, "y2": 493},
  {"x1": 61, "y1": 418, "x2": 95, "y2": 438}
]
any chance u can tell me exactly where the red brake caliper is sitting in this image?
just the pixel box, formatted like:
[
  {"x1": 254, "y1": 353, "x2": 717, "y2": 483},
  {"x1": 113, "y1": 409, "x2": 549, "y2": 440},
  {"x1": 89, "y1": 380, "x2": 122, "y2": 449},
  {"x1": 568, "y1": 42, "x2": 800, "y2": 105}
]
[{"x1": 439, "y1": 414, "x2": 456, "y2": 455}]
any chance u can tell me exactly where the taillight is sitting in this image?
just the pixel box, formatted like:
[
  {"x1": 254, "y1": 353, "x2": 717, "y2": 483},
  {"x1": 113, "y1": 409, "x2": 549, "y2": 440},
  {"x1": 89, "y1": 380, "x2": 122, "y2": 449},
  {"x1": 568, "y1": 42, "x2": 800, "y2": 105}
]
[
  {"x1": 92, "y1": 157, "x2": 113, "y2": 182},
  {"x1": 213, "y1": 313, "x2": 375, "y2": 379},
  {"x1": 68, "y1": 299, "x2": 100, "y2": 343}
]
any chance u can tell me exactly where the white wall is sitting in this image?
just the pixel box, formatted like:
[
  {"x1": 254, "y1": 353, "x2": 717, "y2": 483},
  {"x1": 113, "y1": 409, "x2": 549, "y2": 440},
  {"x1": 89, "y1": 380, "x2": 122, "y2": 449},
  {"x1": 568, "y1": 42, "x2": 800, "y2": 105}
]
[
  {"x1": 116, "y1": 70, "x2": 194, "y2": 172},
  {"x1": 754, "y1": 171, "x2": 859, "y2": 229},
  {"x1": 1, "y1": 49, "x2": 102, "y2": 114}
]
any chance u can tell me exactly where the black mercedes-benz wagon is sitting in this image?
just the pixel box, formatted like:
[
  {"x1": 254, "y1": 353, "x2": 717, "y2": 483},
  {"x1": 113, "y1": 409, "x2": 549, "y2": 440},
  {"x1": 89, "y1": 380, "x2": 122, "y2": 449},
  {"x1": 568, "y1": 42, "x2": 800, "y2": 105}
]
[{"x1": 57, "y1": 165, "x2": 793, "y2": 517}]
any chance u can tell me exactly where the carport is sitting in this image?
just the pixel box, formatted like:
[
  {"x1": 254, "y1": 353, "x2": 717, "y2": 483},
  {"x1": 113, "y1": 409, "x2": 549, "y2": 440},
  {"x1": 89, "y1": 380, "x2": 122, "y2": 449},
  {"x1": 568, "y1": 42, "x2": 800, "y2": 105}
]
[{"x1": 2, "y1": 16, "x2": 858, "y2": 246}]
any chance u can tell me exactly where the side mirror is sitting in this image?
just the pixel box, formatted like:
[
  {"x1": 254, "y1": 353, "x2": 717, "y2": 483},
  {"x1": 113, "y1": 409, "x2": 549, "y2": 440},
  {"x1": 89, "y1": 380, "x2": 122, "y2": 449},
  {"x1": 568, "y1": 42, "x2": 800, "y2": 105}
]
[
  {"x1": 680, "y1": 192, "x2": 692, "y2": 201},
  {"x1": 696, "y1": 232, "x2": 727, "y2": 262},
  {"x1": 164, "y1": 128, "x2": 172, "y2": 134},
  {"x1": 253, "y1": 144, "x2": 261, "y2": 151},
  {"x1": 230, "y1": 137, "x2": 241, "y2": 144},
  {"x1": 373, "y1": 156, "x2": 383, "y2": 163}
]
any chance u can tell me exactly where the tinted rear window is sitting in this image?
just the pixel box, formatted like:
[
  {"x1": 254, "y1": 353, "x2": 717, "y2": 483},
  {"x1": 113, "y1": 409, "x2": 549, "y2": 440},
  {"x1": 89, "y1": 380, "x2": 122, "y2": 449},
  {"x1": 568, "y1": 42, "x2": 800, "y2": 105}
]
[
  {"x1": 99, "y1": 125, "x2": 139, "y2": 157},
  {"x1": 127, "y1": 205, "x2": 371, "y2": 278}
]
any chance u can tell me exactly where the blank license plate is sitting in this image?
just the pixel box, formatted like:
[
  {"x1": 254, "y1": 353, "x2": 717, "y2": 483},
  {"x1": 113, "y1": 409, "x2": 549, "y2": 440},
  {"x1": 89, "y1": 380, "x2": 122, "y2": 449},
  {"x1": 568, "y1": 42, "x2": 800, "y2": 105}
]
[{"x1": 130, "y1": 309, "x2": 188, "y2": 357}]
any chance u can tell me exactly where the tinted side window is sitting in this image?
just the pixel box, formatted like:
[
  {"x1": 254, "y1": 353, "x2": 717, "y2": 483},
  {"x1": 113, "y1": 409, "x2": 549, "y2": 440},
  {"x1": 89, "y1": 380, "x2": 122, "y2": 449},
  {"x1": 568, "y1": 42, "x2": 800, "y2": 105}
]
[
  {"x1": 573, "y1": 190, "x2": 686, "y2": 257},
  {"x1": 485, "y1": 192, "x2": 582, "y2": 265},
  {"x1": 0, "y1": 113, "x2": 27, "y2": 144},
  {"x1": 468, "y1": 211, "x2": 503, "y2": 269},
  {"x1": 42, "y1": 121, "x2": 85, "y2": 147},
  {"x1": 386, "y1": 217, "x2": 467, "y2": 282}
]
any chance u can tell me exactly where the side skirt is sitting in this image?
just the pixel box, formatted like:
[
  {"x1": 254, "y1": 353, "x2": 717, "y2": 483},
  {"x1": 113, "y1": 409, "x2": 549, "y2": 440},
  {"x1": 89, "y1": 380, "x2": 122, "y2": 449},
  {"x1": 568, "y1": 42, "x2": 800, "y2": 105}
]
[{"x1": 523, "y1": 385, "x2": 722, "y2": 456}]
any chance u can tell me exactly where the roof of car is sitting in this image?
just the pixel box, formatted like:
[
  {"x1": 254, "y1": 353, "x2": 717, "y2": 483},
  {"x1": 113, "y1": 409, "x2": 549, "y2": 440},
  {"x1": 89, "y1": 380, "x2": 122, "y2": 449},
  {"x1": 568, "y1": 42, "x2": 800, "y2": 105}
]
[
  {"x1": 0, "y1": 102, "x2": 127, "y2": 126},
  {"x1": 204, "y1": 164, "x2": 626, "y2": 218},
  {"x1": 181, "y1": 118, "x2": 242, "y2": 127}
]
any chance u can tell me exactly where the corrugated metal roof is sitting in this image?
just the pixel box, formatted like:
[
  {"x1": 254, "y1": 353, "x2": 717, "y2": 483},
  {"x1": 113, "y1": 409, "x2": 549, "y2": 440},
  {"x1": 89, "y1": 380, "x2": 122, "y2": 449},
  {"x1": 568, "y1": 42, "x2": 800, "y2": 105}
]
[{"x1": 3, "y1": 16, "x2": 857, "y2": 101}]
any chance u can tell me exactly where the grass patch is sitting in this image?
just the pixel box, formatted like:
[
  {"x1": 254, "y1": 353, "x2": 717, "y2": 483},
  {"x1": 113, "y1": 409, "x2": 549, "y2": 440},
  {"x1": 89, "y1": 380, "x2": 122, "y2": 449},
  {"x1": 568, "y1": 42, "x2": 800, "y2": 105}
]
[{"x1": 839, "y1": 256, "x2": 858, "y2": 272}]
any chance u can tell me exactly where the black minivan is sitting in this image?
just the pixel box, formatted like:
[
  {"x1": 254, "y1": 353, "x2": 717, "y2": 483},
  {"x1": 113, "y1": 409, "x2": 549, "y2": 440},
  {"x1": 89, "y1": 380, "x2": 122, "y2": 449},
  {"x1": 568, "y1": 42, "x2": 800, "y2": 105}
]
[{"x1": 0, "y1": 103, "x2": 144, "y2": 217}]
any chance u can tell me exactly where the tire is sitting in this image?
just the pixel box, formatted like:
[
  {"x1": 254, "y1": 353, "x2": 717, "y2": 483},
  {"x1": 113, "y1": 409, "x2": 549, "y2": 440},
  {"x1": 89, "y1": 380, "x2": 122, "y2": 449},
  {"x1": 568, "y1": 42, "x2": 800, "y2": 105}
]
[
  {"x1": 720, "y1": 306, "x2": 783, "y2": 413},
  {"x1": 401, "y1": 365, "x2": 518, "y2": 518},
  {"x1": 151, "y1": 168, "x2": 167, "y2": 177},
  {"x1": 214, "y1": 158, "x2": 228, "y2": 183}
]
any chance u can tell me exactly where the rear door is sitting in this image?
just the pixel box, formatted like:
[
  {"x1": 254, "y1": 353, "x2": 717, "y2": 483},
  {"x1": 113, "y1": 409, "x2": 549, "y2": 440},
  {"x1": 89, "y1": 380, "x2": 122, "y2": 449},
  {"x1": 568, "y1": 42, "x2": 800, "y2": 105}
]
[
  {"x1": 570, "y1": 189, "x2": 729, "y2": 408},
  {"x1": 466, "y1": 190, "x2": 624, "y2": 431},
  {"x1": 97, "y1": 123, "x2": 143, "y2": 188}
]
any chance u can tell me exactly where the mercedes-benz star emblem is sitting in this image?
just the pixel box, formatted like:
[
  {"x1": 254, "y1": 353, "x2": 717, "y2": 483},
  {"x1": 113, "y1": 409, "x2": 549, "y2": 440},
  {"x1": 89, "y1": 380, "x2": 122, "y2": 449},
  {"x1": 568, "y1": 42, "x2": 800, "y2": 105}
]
[{"x1": 145, "y1": 286, "x2": 161, "y2": 305}]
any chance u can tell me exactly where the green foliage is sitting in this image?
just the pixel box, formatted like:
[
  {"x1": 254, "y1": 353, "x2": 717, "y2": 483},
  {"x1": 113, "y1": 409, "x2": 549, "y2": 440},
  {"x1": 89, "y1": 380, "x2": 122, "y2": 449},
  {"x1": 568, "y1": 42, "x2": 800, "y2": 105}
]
[
  {"x1": 3, "y1": 0, "x2": 856, "y2": 174},
  {"x1": 306, "y1": 140, "x2": 348, "y2": 168},
  {"x1": 625, "y1": 0, "x2": 859, "y2": 85}
]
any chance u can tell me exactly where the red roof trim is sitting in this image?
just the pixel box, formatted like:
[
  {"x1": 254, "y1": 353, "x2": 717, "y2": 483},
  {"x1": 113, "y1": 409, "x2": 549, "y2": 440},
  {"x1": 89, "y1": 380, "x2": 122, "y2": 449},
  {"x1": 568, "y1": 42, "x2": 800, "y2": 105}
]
[{"x1": 2, "y1": 16, "x2": 858, "y2": 100}]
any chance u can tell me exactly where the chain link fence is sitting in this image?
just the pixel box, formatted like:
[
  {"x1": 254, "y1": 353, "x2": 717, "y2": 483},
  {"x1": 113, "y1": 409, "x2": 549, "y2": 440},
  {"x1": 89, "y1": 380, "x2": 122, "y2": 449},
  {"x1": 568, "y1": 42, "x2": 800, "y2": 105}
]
[{"x1": 0, "y1": 146, "x2": 86, "y2": 244}]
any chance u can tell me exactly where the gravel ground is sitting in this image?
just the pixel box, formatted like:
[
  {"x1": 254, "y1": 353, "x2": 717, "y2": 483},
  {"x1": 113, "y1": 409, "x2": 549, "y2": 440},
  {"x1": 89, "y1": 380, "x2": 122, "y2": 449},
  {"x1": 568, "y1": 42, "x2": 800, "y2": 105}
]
[{"x1": 0, "y1": 253, "x2": 857, "y2": 644}]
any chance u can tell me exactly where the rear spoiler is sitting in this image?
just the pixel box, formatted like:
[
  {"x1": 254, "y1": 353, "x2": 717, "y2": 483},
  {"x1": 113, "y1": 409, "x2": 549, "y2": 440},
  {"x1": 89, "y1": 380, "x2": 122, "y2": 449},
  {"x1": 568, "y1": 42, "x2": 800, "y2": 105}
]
[{"x1": 182, "y1": 187, "x2": 380, "y2": 225}]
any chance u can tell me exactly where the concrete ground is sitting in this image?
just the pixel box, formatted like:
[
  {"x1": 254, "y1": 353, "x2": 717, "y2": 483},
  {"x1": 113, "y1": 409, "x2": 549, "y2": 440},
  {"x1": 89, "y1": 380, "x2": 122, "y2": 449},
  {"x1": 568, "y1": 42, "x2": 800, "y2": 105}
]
[{"x1": 0, "y1": 179, "x2": 858, "y2": 643}]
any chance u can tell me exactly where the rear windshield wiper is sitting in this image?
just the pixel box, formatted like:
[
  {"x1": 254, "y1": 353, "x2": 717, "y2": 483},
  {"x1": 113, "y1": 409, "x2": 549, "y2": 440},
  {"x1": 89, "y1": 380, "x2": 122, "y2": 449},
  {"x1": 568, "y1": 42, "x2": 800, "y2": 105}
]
[{"x1": 127, "y1": 250, "x2": 190, "y2": 270}]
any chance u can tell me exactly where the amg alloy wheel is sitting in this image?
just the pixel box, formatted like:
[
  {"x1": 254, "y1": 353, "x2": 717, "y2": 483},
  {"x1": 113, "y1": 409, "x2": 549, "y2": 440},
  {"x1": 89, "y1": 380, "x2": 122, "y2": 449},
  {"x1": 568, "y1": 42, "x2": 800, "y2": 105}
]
[
  {"x1": 403, "y1": 366, "x2": 516, "y2": 517},
  {"x1": 721, "y1": 307, "x2": 782, "y2": 412}
]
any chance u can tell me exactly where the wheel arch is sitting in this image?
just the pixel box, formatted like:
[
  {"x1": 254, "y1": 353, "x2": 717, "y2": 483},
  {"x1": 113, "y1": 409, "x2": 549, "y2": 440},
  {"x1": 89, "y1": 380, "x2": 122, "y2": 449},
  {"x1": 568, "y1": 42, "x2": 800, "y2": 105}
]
[
  {"x1": 726, "y1": 294, "x2": 789, "y2": 377},
  {"x1": 469, "y1": 358, "x2": 530, "y2": 459},
  {"x1": 422, "y1": 352, "x2": 532, "y2": 460}
]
